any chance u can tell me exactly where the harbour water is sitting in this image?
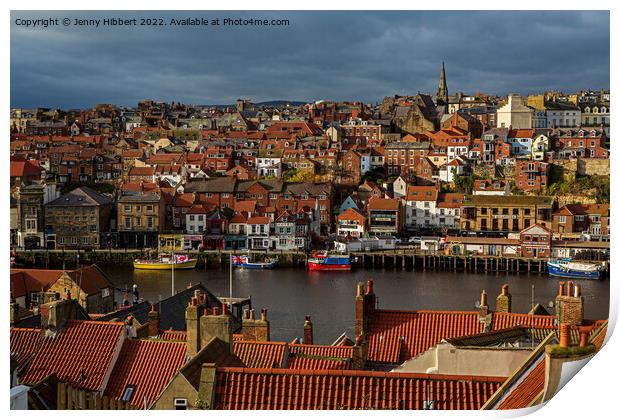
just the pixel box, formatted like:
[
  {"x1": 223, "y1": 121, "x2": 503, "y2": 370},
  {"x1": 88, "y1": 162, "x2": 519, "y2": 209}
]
[{"x1": 101, "y1": 266, "x2": 610, "y2": 344}]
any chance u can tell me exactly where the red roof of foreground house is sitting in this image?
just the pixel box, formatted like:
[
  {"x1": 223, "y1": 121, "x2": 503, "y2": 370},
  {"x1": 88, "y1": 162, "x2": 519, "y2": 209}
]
[
  {"x1": 496, "y1": 359, "x2": 545, "y2": 410},
  {"x1": 10, "y1": 328, "x2": 44, "y2": 367},
  {"x1": 213, "y1": 368, "x2": 506, "y2": 410},
  {"x1": 104, "y1": 339, "x2": 187, "y2": 407},
  {"x1": 20, "y1": 320, "x2": 125, "y2": 390},
  {"x1": 366, "y1": 310, "x2": 484, "y2": 364},
  {"x1": 233, "y1": 341, "x2": 287, "y2": 369},
  {"x1": 159, "y1": 330, "x2": 187, "y2": 341},
  {"x1": 285, "y1": 344, "x2": 353, "y2": 370}
]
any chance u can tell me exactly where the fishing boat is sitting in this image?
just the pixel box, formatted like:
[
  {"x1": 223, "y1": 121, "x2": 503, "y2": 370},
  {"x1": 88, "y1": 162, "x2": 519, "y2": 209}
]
[
  {"x1": 307, "y1": 252, "x2": 351, "y2": 271},
  {"x1": 547, "y1": 258, "x2": 602, "y2": 280},
  {"x1": 133, "y1": 254, "x2": 197, "y2": 270},
  {"x1": 232, "y1": 255, "x2": 277, "y2": 269}
]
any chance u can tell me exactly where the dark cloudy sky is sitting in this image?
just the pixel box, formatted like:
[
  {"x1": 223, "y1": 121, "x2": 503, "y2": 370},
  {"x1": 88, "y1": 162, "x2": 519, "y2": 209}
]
[{"x1": 11, "y1": 10, "x2": 610, "y2": 109}]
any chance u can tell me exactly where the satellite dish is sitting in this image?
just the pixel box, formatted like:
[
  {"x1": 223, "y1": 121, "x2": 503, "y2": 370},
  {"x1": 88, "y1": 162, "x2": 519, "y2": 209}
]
[{"x1": 548, "y1": 301, "x2": 554, "y2": 308}]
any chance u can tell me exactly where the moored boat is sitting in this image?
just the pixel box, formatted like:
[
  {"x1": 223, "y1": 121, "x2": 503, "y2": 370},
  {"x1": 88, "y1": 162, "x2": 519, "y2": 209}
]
[
  {"x1": 547, "y1": 258, "x2": 601, "y2": 280},
  {"x1": 133, "y1": 254, "x2": 197, "y2": 270},
  {"x1": 232, "y1": 255, "x2": 277, "y2": 269},
  {"x1": 308, "y1": 252, "x2": 351, "y2": 271}
]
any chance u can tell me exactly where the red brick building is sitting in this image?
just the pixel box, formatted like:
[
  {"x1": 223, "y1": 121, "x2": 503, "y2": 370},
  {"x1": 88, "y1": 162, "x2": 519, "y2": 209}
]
[
  {"x1": 519, "y1": 224, "x2": 551, "y2": 258},
  {"x1": 515, "y1": 160, "x2": 549, "y2": 192}
]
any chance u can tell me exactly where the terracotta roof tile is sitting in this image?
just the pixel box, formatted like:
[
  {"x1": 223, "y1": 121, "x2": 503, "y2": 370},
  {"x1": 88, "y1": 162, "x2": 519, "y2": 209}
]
[
  {"x1": 286, "y1": 344, "x2": 353, "y2": 370},
  {"x1": 104, "y1": 339, "x2": 187, "y2": 407},
  {"x1": 367, "y1": 310, "x2": 484, "y2": 364},
  {"x1": 159, "y1": 330, "x2": 187, "y2": 341},
  {"x1": 10, "y1": 327, "x2": 44, "y2": 368},
  {"x1": 233, "y1": 341, "x2": 287, "y2": 369},
  {"x1": 214, "y1": 368, "x2": 506, "y2": 409},
  {"x1": 20, "y1": 320, "x2": 125, "y2": 390},
  {"x1": 497, "y1": 359, "x2": 545, "y2": 410},
  {"x1": 491, "y1": 313, "x2": 556, "y2": 331}
]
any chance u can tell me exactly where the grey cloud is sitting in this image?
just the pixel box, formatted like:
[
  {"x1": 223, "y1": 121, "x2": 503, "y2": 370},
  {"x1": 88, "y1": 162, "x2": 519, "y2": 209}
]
[{"x1": 10, "y1": 10, "x2": 610, "y2": 108}]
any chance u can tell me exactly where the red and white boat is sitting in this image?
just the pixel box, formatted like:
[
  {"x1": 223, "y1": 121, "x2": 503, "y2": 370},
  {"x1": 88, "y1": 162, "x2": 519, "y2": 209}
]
[{"x1": 307, "y1": 252, "x2": 352, "y2": 271}]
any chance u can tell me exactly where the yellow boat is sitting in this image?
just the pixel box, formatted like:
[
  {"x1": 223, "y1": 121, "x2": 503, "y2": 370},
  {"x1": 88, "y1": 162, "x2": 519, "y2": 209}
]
[{"x1": 133, "y1": 254, "x2": 197, "y2": 270}]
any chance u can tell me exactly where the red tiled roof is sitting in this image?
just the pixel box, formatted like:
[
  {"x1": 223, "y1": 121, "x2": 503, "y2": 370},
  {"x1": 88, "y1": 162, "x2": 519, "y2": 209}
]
[
  {"x1": 246, "y1": 216, "x2": 270, "y2": 225},
  {"x1": 20, "y1": 320, "x2": 125, "y2": 390},
  {"x1": 233, "y1": 341, "x2": 287, "y2": 369},
  {"x1": 10, "y1": 328, "x2": 44, "y2": 367},
  {"x1": 104, "y1": 339, "x2": 187, "y2": 407},
  {"x1": 406, "y1": 185, "x2": 439, "y2": 202},
  {"x1": 159, "y1": 330, "x2": 187, "y2": 341},
  {"x1": 128, "y1": 166, "x2": 155, "y2": 176},
  {"x1": 367, "y1": 197, "x2": 399, "y2": 211},
  {"x1": 214, "y1": 368, "x2": 506, "y2": 409},
  {"x1": 286, "y1": 344, "x2": 353, "y2": 370},
  {"x1": 491, "y1": 313, "x2": 556, "y2": 331},
  {"x1": 497, "y1": 359, "x2": 545, "y2": 410},
  {"x1": 337, "y1": 207, "x2": 365, "y2": 222},
  {"x1": 10, "y1": 160, "x2": 42, "y2": 178},
  {"x1": 367, "y1": 310, "x2": 484, "y2": 364}
]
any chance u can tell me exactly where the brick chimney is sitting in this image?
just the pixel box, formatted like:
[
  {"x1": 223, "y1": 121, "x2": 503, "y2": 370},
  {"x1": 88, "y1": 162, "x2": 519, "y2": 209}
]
[
  {"x1": 478, "y1": 290, "x2": 489, "y2": 316},
  {"x1": 185, "y1": 297, "x2": 202, "y2": 357},
  {"x1": 355, "y1": 279, "x2": 377, "y2": 339},
  {"x1": 303, "y1": 316, "x2": 314, "y2": 345},
  {"x1": 40, "y1": 295, "x2": 78, "y2": 336},
  {"x1": 555, "y1": 281, "x2": 584, "y2": 325},
  {"x1": 241, "y1": 308, "x2": 270, "y2": 341},
  {"x1": 351, "y1": 335, "x2": 367, "y2": 370},
  {"x1": 354, "y1": 283, "x2": 366, "y2": 338},
  {"x1": 200, "y1": 303, "x2": 234, "y2": 353},
  {"x1": 578, "y1": 326, "x2": 592, "y2": 348},
  {"x1": 495, "y1": 284, "x2": 512, "y2": 313},
  {"x1": 148, "y1": 303, "x2": 159, "y2": 337}
]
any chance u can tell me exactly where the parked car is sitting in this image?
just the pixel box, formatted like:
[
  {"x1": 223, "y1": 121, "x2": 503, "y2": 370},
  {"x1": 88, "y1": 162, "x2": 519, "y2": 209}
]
[{"x1": 408, "y1": 236, "x2": 421, "y2": 244}]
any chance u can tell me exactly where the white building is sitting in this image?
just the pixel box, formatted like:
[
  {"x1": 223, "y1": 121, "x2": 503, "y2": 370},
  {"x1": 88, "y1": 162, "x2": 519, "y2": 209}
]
[
  {"x1": 404, "y1": 185, "x2": 439, "y2": 229},
  {"x1": 496, "y1": 94, "x2": 533, "y2": 129}
]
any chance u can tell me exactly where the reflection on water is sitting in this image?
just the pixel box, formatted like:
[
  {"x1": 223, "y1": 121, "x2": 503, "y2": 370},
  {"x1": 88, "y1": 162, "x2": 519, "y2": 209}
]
[{"x1": 103, "y1": 266, "x2": 610, "y2": 344}]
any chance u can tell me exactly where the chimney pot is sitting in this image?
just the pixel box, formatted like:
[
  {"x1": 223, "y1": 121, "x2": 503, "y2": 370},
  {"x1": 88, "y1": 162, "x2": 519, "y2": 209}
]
[
  {"x1": 567, "y1": 281, "x2": 574, "y2": 297},
  {"x1": 574, "y1": 283, "x2": 581, "y2": 298},
  {"x1": 261, "y1": 308, "x2": 267, "y2": 321},
  {"x1": 250, "y1": 309, "x2": 255, "y2": 320},
  {"x1": 212, "y1": 307, "x2": 219, "y2": 316},
  {"x1": 243, "y1": 309, "x2": 250, "y2": 319},
  {"x1": 558, "y1": 281, "x2": 565, "y2": 296},
  {"x1": 559, "y1": 323, "x2": 571, "y2": 348},
  {"x1": 191, "y1": 297, "x2": 197, "y2": 306},
  {"x1": 501, "y1": 284, "x2": 509, "y2": 295},
  {"x1": 356, "y1": 283, "x2": 364, "y2": 297},
  {"x1": 151, "y1": 303, "x2": 157, "y2": 313},
  {"x1": 222, "y1": 303, "x2": 229, "y2": 315},
  {"x1": 578, "y1": 326, "x2": 590, "y2": 347},
  {"x1": 204, "y1": 308, "x2": 210, "y2": 316},
  {"x1": 480, "y1": 290, "x2": 487, "y2": 307},
  {"x1": 367, "y1": 279, "x2": 374, "y2": 295}
]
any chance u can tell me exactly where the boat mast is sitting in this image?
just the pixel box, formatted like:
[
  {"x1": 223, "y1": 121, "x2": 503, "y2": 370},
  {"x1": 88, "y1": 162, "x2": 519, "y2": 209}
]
[
  {"x1": 229, "y1": 252, "x2": 233, "y2": 298},
  {"x1": 171, "y1": 250, "x2": 175, "y2": 297}
]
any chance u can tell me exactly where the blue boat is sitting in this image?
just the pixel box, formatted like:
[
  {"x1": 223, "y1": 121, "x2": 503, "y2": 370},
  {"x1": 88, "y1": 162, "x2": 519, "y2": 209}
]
[
  {"x1": 232, "y1": 255, "x2": 277, "y2": 269},
  {"x1": 547, "y1": 259, "x2": 601, "y2": 280}
]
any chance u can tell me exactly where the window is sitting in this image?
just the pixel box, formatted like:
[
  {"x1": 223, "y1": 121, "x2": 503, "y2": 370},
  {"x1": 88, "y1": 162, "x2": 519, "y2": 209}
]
[
  {"x1": 558, "y1": 216, "x2": 566, "y2": 223},
  {"x1": 147, "y1": 217, "x2": 153, "y2": 228},
  {"x1": 173, "y1": 398, "x2": 187, "y2": 410},
  {"x1": 30, "y1": 292, "x2": 40, "y2": 303}
]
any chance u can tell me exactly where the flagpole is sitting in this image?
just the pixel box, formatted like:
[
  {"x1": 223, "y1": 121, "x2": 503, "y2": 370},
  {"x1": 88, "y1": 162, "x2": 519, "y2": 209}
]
[{"x1": 229, "y1": 252, "x2": 233, "y2": 298}]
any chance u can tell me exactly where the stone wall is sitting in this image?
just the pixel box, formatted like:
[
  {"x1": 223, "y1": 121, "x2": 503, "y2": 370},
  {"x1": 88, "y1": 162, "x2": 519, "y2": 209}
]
[{"x1": 577, "y1": 158, "x2": 610, "y2": 177}]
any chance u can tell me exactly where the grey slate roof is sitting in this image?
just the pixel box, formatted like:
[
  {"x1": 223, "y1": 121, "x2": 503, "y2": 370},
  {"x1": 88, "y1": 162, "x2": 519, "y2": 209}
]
[{"x1": 46, "y1": 186, "x2": 113, "y2": 207}]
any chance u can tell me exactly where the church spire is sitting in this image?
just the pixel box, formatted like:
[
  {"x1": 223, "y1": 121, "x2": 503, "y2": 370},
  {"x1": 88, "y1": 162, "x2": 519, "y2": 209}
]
[{"x1": 436, "y1": 62, "x2": 449, "y2": 112}]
